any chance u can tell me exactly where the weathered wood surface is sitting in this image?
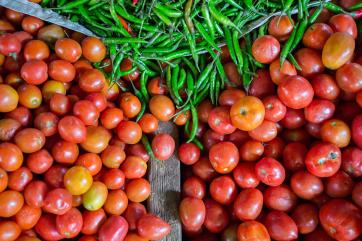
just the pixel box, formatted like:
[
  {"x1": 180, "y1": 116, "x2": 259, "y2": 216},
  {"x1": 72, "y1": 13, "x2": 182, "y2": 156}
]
[{"x1": 148, "y1": 121, "x2": 182, "y2": 241}]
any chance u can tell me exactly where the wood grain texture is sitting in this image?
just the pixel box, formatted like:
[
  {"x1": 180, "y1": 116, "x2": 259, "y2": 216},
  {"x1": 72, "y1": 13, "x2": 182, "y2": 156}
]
[{"x1": 147, "y1": 121, "x2": 182, "y2": 241}]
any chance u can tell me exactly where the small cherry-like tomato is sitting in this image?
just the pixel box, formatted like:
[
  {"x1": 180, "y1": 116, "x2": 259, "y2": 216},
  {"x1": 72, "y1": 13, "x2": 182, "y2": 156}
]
[
  {"x1": 303, "y1": 23, "x2": 333, "y2": 50},
  {"x1": 329, "y1": 14, "x2": 357, "y2": 39},
  {"x1": 43, "y1": 188, "x2": 72, "y2": 215},
  {"x1": 0, "y1": 221, "x2": 21, "y2": 241},
  {"x1": 268, "y1": 15, "x2": 293, "y2": 41},
  {"x1": 210, "y1": 176, "x2": 237, "y2": 205},
  {"x1": 233, "y1": 188, "x2": 263, "y2": 221},
  {"x1": 305, "y1": 142, "x2": 341, "y2": 177},
  {"x1": 82, "y1": 208, "x2": 106, "y2": 235},
  {"x1": 151, "y1": 133, "x2": 175, "y2": 161},
  {"x1": 342, "y1": 147, "x2": 362, "y2": 177},
  {"x1": 252, "y1": 35, "x2": 280, "y2": 64},
  {"x1": 255, "y1": 157, "x2": 285, "y2": 186},
  {"x1": 119, "y1": 92, "x2": 141, "y2": 118},
  {"x1": 81, "y1": 37, "x2": 106, "y2": 62},
  {"x1": 278, "y1": 75, "x2": 314, "y2": 109},
  {"x1": 322, "y1": 32, "x2": 355, "y2": 70},
  {"x1": 149, "y1": 95, "x2": 175, "y2": 121},
  {"x1": 137, "y1": 214, "x2": 171, "y2": 240},
  {"x1": 21, "y1": 60, "x2": 48, "y2": 85},
  {"x1": 0, "y1": 190, "x2": 24, "y2": 217},
  {"x1": 64, "y1": 166, "x2": 93, "y2": 195},
  {"x1": 14, "y1": 128, "x2": 45, "y2": 153},
  {"x1": 82, "y1": 181, "x2": 108, "y2": 211},
  {"x1": 178, "y1": 143, "x2": 201, "y2": 165},
  {"x1": 311, "y1": 74, "x2": 340, "y2": 100},
  {"x1": 320, "y1": 119, "x2": 351, "y2": 147},
  {"x1": 55, "y1": 38, "x2": 82, "y2": 62},
  {"x1": 125, "y1": 178, "x2": 151, "y2": 202},
  {"x1": 263, "y1": 185, "x2": 297, "y2": 212},
  {"x1": 336, "y1": 63, "x2": 362, "y2": 93},
  {"x1": 81, "y1": 126, "x2": 112, "y2": 153},
  {"x1": 264, "y1": 211, "x2": 298, "y2": 241},
  {"x1": 204, "y1": 199, "x2": 229, "y2": 233},
  {"x1": 124, "y1": 203, "x2": 146, "y2": 231},
  {"x1": 23, "y1": 40, "x2": 49, "y2": 61},
  {"x1": 237, "y1": 221, "x2": 270, "y2": 241},
  {"x1": 291, "y1": 203, "x2": 319, "y2": 234},
  {"x1": 230, "y1": 96, "x2": 265, "y2": 131},
  {"x1": 319, "y1": 199, "x2": 362, "y2": 240},
  {"x1": 116, "y1": 121, "x2": 142, "y2": 145},
  {"x1": 209, "y1": 142, "x2": 239, "y2": 174},
  {"x1": 98, "y1": 216, "x2": 129, "y2": 241},
  {"x1": 295, "y1": 48, "x2": 325, "y2": 77},
  {"x1": 56, "y1": 207, "x2": 83, "y2": 238},
  {"x1": 179, "y1": 197, "x2": 206, "y2": 231}
]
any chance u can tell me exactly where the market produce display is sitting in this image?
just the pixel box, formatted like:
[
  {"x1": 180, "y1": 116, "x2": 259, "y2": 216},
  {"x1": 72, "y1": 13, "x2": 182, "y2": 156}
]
[
  {"x1": 0, "y1": 7, "x2": 171, "y2": 241},
  {"x1": 1, "y1": 0, "x2": 362, "y2": 241}
]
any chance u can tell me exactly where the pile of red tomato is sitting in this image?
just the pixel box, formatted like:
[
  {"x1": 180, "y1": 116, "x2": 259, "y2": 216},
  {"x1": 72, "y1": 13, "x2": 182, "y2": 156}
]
[
  {"x1": 0, "y1": 7, "x2": 173, "y2": 241},
  {"x1": 177, "y1": 10, "x2": 362, "y2": 241}
]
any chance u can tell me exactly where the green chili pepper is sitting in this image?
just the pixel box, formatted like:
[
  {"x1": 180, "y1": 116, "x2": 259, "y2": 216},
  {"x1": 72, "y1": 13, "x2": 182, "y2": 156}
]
[
  {"x1": 114, "y1": 4, "x2": 143, "y2": 24},
  {"x1": 224, "y1": 27, "x2": 238, "y2": 67},
  {"x1": 214, "y1": 21, "x2": 224, "y2": 35},
  {"x1": 178, "y1": 68, "x2": 187, "y2": 89},
  {"x1": 201, "y1": 3, "x2": 215, "y2": 37},
  {"x1": 155, "y1": 4, "x2": 183, "y2": 18},
  {"x1": 209, "y1": 70, "x2": 217, "y2": 105},
  {"x1": 187, "y1": 102, "x2": 198, "y2": 143},
  {"x1": 89, "y1": 1, "x2": 106, "y2": 11},
  {"x1": 186, "y1": 72, "x2": 195, "y2": 94},
  {"x1": 242, "y1": 51, "x2": 252, "y2": 90},
  {"x1": 205, "y1": 46, "x2": 229, "y2": 87},
  {"x1": 194, "y1": 19, "x2": 221, "y2": 52},
  {"x1": 184, "y1": 0, "x2": 194, "y2": 33},
  {"x1": 172, "y1": 66, "x2": 183, "y2": 105},
  {"x1": 153, "y1": 7, "x2": 173, "y2": 26},
  {"x1": 58, "y1": 0, "x2": 88, "y2": 9},
  {"x1": 214, "y1": 76, "x2": 221, "y2": 105},
  {"x1": 141, "y1": 134, "x2": 157, "y2": 161},
  {"x1": 280, "y1": 22, "x2": 299, "y2": 66},
  {"x1": 182, "y1": 20, "x2": 199, "y2": 70},
  {"x1": 309, "y1": 3, "x2": 324, "y2": 24},
  {"x1": 290, "y1": 17, "x2": 309, "y2": 51},
  {"x1": 297, "y1": 0, "x2": 304, "y2": 20},
  {"x1": 194, "y1": 83, "x2": 210, "y2": 106},
  {"x1": 103, "y1": 38, "x2": 147, "y2": 44},
  {"x1": 195, "y1": 61, "x2": 215, "y2": 90},
  {"x1": 139, "y1": 72, "x2": 150, "y2": 102},
  {"x1": 182, "y1": 57, "x2": 198, "y2": 78},
  {"x1": 287, "y1": 53, "x2": 302, "y2": 71},
  {"x1": 166, "y1": 66, "x2": 179, "y2": 105},
  {"x1": 184, "y1": 121, "x2": 204, "y2": 151},
  {"x1": 349, "y1": 2, "x2": 362, "y2": 10},
  {"x1": 209, "y1": 0, "x2": 242, "y2": 34},
  {"x1": 232, "y1": 30, "x2": 243, "y2": 73}
]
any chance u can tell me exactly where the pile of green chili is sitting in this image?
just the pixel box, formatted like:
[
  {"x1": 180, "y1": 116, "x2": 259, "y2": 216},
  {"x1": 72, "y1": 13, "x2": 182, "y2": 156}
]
[{"x1": 42, "y1": 0, "x2": 361, "y2": 145}]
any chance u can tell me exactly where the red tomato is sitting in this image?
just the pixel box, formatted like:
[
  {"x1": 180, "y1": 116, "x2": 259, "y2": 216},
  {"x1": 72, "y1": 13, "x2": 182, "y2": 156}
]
[
  {"x1": 263, "y1": 185, "x2": 297, "y2": 212},
  {"x1": 182, "y1": 176, "x2": 206, "y2": 199},
  {"x1": 303, "y1": 23, "x2": 333, "y2": 50},
  {"x1": 35, "y1": 214, "x2": 63, "y2": 241},
  {"x1": 307, "y1": 99, "x2": 336, "y2": 126},
  {"x1": 208, "y1": 106, "x2": 237, "y2": 135},
  {"x1": 263, "y1": 95, "x2": 287, "y2": 122},
  {"x1": 278, "y1": 75, "x2": 314, "y2": 109},
  {"x1": 81, "y1": 37, "x2": 106, "y2": 62},
  {"x1": 233, "y1": 188, "x2": 263, "y2": 221},
  {"x1": 352, "y1": 115, "x2": 362, "y2": 148},
  {"x1": 209, "y1": 142, "x2": 239, "y2": 174},
  {"x1": 342, "y1": 147, "x2": 362, "y2": 177},
  {"x1": 325, "y1": 171, "x2": 354, "y2": 198},
  {"x1": 268, "y1": 15, "x2": 294, "y2": 41},
  {"x1": 218, "y1": 89, "x2": 245, "y2": 106},
  {"x1": 311, "y1": 74, "x2": 340, "y2": 100},
  {"x1": 23, "y1": 40, "x2": 49, "y2": 61},
  {"x1": 264, "y1": 211, "x2": 298, "y2": 241},
  {"x1": 8, "y1": 166, "x2": 33, "y2": 191},
  {"x1": 79, "y1": 69, "x2": 106, "y2": 93},
  {"x1": 249, "y1": 69, "x2": 275, "y2": 97},
  {"x1": 116, "y1": 121, "x2": 142, "y2": 145},
  {"x1": 319, "y1": 199, "x2": 362, "y2": 240},
  {"x1": 55, "y1": 38, "x2": 82, "y2": 62},
  {"x1": 237, "y1": 221, "x2": 270, "y2": 241},
  {"x1": 329, "y1": 14, "x2": 358, "y2": 39},
  {"x1": 282, "y1": 142, "x2": 307, "y2": 172},
  {"x1": 233, "y1": 162, "x2": 260, "y2": 188},
  {"x1": 43, "y1": 188, "x2": 72, "y2": 215},
  {"x1": 81, "y1": 208, "x2": 106, "y2": 235},
  {"x1": 100, "y1": 107, "x2": 123, "y2": 129},
  {"x1": 0, "y1": 33, "x2": 21, "y2": 56},
  {"x1": 0, "y1": 221, "x2": 21, "y2": 241},
  {"x1": 98, "y1": 216, "x2": 129, "y2": 241},
  {"x1": 352, "y1": 182, "x2": 362, "y2": 208},
  {"x1": 124, "y1": 203, "x2": 146, "y2": 231},
  {"x1": 336, "y1": 63, "x2": 362, "y2": 93},
  {"x1": 0, "y1": 190, "x2": 24, "y2": 217},
  {"x1": 178, "y1": 143, "x2": 201, "y2": 165},
  {"x1": 305, "y1": 142, "x2": 341, "y2": 177},
  {"x1": 56, "y1": 208, "x2": 83, "y2": 238},
  {"x1": 58, "y1": 115, "x2": 87, "y2": 143},
  {"x1": 151, "y1": 133, "x2": 175, "y2": 161},
  {"x1": 255, "y1": 157, "x2": 285, "y2": 186},
  {"x1": 179, "y1": 197, "x2": 206, "y2": 231},
  {"x1": 290, "y1": 170, "x2": 324, "y2": 200},
  {"x1": 137, "y1": 214, "x2": 171, "y2": 240},
  {"x1": 204, "y1": 199, "x2": 229, "y2": 233},
  {"x1": 239, "y1": 140, "x2": 264, "y2": 162},
  {"x1": 24, "y1": 180, "x2": 48, "y2": 208},
  {"x1": 192, "y1": 157, "x2": 218, "y2": 182},
  {"x1": 210, "y1": 176, "x2": 237, "y2": 205},
  {"x1": 21, "y1": 60, "x2": 48, "y2": 85},
  {"x1": 295, "y1": 48, "x2": 325, "y2": 77},
  {"x1": 14, "y1": 128, "x2": 45, "y2": 153},
  {"x1": 0, "y1": 142, "x2": 23, "y2": 172},
  {"x1": 248, "y1": 120, "x2": 277, "y2": 142},
  {"x1": 291, "y1": 203, "x2": 319, "y2": 234},
  {"x1": 22, "y1": 16, "x2": 44, "y2": 34},
  {"x1": 252, "y1": 35, "x2": 280, "y2": 64}
]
